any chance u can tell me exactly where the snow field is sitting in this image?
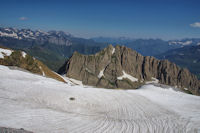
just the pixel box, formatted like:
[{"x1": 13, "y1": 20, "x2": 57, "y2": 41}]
[{"x1": 0, "y1": 65, "x2": 200, "y2": 133}]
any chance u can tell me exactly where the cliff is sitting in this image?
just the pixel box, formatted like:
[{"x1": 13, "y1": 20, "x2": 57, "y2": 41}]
[{"x1": 59, "y1": 45, "x2": 200, "y2": 95}]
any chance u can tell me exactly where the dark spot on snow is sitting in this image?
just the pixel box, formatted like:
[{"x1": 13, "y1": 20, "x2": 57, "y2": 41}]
[{"x1": 69, "y1": 97, "x2": 75, "y2": 101}]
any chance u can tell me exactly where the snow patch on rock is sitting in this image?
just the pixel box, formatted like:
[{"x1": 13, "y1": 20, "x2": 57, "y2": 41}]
[
  {"x1": 112, "y1": 48, "x2": 115, "y2": 54},
  {"x1": 146, "y1": 77, "x2": 159, "y2": 84},
  {"x1": 117, "y1": 70, "x2": 138, "y2": 82},
  {"x1": 39, "y1": 66, "x2": 45, "y2": 76},
  {"x1": 0, "y1": 48, "x2": 13, "y2": 58},
  {"x1": 98, "y1": 69, "x2": 105, "y2": 78},
  {"x1": 21, "y1": 51, "x2": 27, "y2": 58},
  {"x1": 62, "y1": 75, "x2": 84, "y2": 86}
]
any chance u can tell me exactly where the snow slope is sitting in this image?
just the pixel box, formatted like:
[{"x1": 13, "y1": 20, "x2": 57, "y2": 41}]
[{"x1": 0, "y1": 65, "x2": 200, "y2": 133}]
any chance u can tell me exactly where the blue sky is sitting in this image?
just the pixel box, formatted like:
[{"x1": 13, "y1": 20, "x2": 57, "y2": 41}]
[{"x1": 0, "y1": 0, "x2": 200, "y2": 40}]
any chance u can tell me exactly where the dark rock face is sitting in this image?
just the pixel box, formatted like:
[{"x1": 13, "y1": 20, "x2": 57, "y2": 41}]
[{"x1": 60, "y1": 45, "x2": 200, "y2": 95}]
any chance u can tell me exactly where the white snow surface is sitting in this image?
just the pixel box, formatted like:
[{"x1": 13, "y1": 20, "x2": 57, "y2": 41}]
[
  {"x1": 169, "y1": 41, "x2": 193, "y2": 46},
  {"x1": 117, "y1": 70, "x2": 138, "y2": 82},
  {"x1": 0, "y1": 48, "x2": 13, "y2": 58},
  {"x1": 0, "y1": 65, "x2": 200, "y2": 133}
]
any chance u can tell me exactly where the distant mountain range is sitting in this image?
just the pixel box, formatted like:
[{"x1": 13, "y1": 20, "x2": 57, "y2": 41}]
[
  {"x1": 92, "y1": 36, "x2": 133, "y2": 44},
  {"x1": 0, "y1": 27, "x2": 72, "y2": 46},
  {"x1": 92, "y1": 37, "x2": 200, "y2": 56},
  {"x1": 1, "y1": 27, "x2": 200, "y2": 80},
  {"x1": 0, "y1": 27, "x2": 105, "y2": 71}
]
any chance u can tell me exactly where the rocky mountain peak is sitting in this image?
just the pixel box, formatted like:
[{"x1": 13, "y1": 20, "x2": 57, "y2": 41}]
[{"x1": 59, "y1": 45, "x2": 200, "y2": 95}]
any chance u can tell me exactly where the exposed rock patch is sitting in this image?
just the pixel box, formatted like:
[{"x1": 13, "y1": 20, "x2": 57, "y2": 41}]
[{"x1": 0, "y1": 127, "x2": 33, "y2": 133}]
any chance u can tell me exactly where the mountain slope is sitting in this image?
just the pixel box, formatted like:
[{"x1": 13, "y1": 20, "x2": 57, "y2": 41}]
[
  {"x1": 0, "y1": 46, "x2": 65, "y2": 82},
  {"x1": 59, "y1": 45, "x2": 200, "y2": 95},
  {"x1": 156, "y1": 45, "x2": 200, "y2": 79}
]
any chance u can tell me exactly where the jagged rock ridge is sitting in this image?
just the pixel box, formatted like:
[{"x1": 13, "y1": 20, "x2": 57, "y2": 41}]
[{"x1": 59, "y1": 45, "x2": 200, "y2": 95}]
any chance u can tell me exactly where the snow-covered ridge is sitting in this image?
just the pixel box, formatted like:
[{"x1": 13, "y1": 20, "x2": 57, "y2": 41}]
[
  {"x1": 0, "y1": 65, "x2": 200, "y2": 132},
  {"x1": 0, "y1": 31, "x2": 18, "y2": 39},
  {"x1": 0, "y1": 28, "x2": 46, "y2": 40},
  {"x1": 117, "y1": 70, "x2": 138, "y2": 82},
  {"x1": 0, "y1": 48, "x2": 13, "y2": 58},
  {"x1": 169, "y1": 40, "x2": 193, "y2": 46},
  {"x1": 0, "y1": 27, "x2": 72, "y2": 41}
]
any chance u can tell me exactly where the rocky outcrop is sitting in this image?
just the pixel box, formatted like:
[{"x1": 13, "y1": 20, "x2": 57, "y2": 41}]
[
  {"x1": 0, "y1": 46, "x2": 65, "y2": 83},
  {"x1": 59, "y1": 45, "x2": 200, "y2": 95},
  {"x1": 0, "y1": 127, "x2": 33, "y2": 133}
]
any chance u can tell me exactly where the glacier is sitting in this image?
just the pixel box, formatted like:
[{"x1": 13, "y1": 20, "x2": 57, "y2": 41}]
[{"x1": 0, "y1": 65, "x2": 200, "y2": 133}]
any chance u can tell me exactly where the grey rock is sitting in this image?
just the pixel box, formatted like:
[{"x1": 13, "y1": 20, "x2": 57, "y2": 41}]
[{"x1": 61, "y1": 45, "x2": 200, "y2": 95}]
